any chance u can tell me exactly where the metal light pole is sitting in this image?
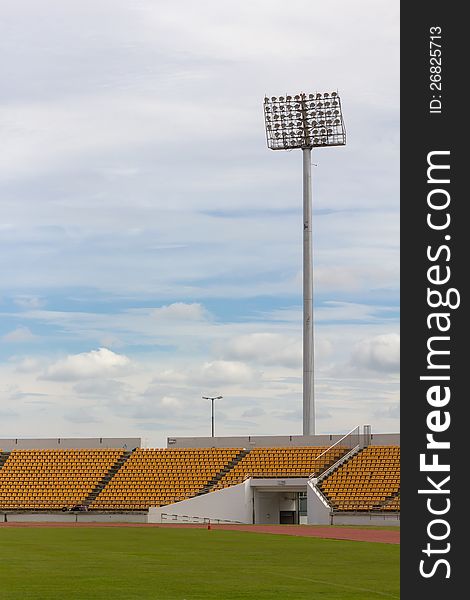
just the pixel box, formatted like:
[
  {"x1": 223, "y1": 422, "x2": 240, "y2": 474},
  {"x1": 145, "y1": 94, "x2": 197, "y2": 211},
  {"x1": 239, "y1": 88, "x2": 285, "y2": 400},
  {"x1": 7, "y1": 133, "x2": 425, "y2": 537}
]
[
  {"x1": 302, "y1": 146, "x2": 314, "y2": 435},
  {"x1": 202, "y1": 395, "x2": 223, "y2": 437},
  {"x1": 263, "y1": 91, "x2": 346, "y2": 436}
]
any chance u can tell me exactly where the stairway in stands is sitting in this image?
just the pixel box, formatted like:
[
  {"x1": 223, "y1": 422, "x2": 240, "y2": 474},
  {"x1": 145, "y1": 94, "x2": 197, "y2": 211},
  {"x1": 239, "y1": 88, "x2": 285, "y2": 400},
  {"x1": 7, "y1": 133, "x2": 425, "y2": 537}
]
[
  {"x1": 377, "y1": 489, "x2": 400, "y2": 510},
  {"x1": 81, "y1": 450, "x2": 134, "y2": 508},
  {"x1": 194, "y1": 449, "x2": 251, "y2": 496},
  {"x1": 0, "y1": 451, "x2": 10, "y2": 469}
]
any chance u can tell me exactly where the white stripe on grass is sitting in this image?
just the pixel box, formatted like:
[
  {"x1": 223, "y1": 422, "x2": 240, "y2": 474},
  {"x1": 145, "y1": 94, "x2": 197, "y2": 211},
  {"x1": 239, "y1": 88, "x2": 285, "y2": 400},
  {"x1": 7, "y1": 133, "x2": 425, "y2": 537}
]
[{"x1": 267, "y1": 571, "x2": 399, "y2": 599}]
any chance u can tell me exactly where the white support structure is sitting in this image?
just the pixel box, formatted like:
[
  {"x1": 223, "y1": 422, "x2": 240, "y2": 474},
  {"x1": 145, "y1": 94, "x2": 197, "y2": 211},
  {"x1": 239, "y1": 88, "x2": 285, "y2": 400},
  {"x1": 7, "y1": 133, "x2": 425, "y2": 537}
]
[
  {"x1": 148, "y1": 481, "x2": 253, "y2": 524},
  {"x1": 303, "y1": 147, "x2": 314, "y2": 435},
  {"x1": 263, "y1": 91, "x2": 346, "y2": 436},
  {"x1": 306, "y1": 478, "x2": 331, "y2": 525}
]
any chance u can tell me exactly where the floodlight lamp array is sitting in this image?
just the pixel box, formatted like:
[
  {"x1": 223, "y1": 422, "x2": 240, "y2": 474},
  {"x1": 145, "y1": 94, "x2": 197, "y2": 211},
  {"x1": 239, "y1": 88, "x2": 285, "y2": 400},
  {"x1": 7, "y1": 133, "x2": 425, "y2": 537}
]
[{"x1": 263, "y1": 92, "x2": 346, "y2": 150}]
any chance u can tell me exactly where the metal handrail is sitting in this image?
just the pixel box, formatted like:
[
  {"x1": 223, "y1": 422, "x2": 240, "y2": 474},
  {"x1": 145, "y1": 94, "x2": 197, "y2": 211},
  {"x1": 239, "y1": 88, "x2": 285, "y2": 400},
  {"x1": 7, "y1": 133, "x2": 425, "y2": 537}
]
[
  {"x1": 309, "y1": 425, "x2": 360, "y2": 479},
  {"x1": 159, "y1": 512, "x2": 243, "y2": 525}
]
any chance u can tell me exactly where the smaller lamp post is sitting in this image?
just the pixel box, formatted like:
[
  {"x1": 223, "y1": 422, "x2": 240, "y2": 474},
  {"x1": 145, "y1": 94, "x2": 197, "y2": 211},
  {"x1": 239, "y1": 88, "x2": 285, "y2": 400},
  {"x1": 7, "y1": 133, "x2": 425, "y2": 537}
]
[{"x1": 202, "y1": 395, "x2": 223, "y2": 437}]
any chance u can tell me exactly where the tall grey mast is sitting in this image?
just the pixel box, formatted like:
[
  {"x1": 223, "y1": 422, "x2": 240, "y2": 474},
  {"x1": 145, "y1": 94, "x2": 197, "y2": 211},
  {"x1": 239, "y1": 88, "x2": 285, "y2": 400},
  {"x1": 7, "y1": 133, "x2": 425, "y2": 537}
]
[
  {"x1": 302, "y1": 146, "x2": 314, "y2": 434},
  {"x1": 263, "y1": 91, "x2": 346, "y2": 435}
]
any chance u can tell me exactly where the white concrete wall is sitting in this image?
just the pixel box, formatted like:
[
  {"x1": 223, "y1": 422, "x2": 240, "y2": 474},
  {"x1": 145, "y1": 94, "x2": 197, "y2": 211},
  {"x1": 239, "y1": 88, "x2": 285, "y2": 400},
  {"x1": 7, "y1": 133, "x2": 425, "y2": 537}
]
[
  {"x1": 0, "y1": 438, "x2": 141, "y2": 451},
  {"x1": 332, "y1": 513, "x2": 400, "y2": 526},
  {"x1": 250, "y1": 478, "x2": 307, "y2": 491},
  {"x1": 167, "y1": 433, "x2": 400, "y2": 448},
  {"x1": 1, "y1": 512, "x2": 147, "y2": 523},
  {"x1": 253, "y1": 491, "x2": 297, "y2": 524},
  {"x1": 0, "y1": 510, "x2": 398, "y2": 526},
  {"x1": 369, "y1": 434, "x2": 401, "y2": 445},
  {"x1": 77, "y1": 512, "x2": 147, "y2": 523},
  {"x1": 279, "y1": 494, "x2": 297, "y2": 511},
  {"x1": 148, "y1": 481, "x2": 253, "y2": 524},
  {"x1": 2, "y1": 512, "x2": 76, "y2": 523},
  {"x1": 306, "y1": 479, "x2": 331, "y2": 525},
  {"x1": 254, "y1": 492, "x2": 280, "y2": 524},
  {"x1": 1, "y1": 433, "x2": 399, "y2": 452}
]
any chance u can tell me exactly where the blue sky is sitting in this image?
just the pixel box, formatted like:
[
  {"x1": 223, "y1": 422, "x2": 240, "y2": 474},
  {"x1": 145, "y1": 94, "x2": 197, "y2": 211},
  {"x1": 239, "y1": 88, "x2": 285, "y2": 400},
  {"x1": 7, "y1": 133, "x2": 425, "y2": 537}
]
[{"x1": 0, "y1": 0, "x2": 399, "y2": 446}]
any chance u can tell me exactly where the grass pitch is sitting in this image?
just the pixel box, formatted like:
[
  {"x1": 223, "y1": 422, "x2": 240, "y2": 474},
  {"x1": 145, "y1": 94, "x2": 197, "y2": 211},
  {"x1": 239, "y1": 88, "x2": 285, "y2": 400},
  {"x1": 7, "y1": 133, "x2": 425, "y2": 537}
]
[{"x1": 0, "y1": 526, "x2": 399, "y2": 599}]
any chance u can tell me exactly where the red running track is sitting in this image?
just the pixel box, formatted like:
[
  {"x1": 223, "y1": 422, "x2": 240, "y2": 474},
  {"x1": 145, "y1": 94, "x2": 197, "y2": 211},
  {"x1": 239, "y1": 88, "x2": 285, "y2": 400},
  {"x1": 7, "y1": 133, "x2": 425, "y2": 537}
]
[{"x1": 0, "y1": 521, "x2": 399, "y2": 544}]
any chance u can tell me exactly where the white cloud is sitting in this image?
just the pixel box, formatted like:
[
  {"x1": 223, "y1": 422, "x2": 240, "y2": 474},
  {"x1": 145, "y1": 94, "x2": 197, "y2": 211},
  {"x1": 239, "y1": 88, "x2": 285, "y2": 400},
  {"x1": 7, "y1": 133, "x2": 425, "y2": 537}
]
[
  {"x1": 10, "y1": 356, "x2": 43, "y2": 373},
  {"x1": 374, "y1": 404, "x2": 400, "y2": 419},
  {"x1": 0, "y1": 0, "x2": 399, "y2": 445},
  {"x1": 41, "y1": 347, "x2": 132, "y2": 381},
  {"x1": 72, "y1": 378, "x2": 130, "y2": 399},
  {"x1": 317, "y1": 302, "x2": 398, "y2": 324},
  {"x1": 160, "y1": 396, "x2": 184, "y2": 410},
  {"x1": 0, "y1": 403, "x2": 19, "y2": 418},
  {"x1": 64, "y1": 407, "x2": 103, "y2": 424},
  {"x1": 222, "y1": 333, "x2": 301, "y2": 368},
  {"x1": 196, "y1": 360, "x2": 260, "y2": 386},
  {"x1": 350, "y1": 333, "x2": 400, "y2": 373},
  {"x1": 2, "y1": 326, "x2": 37, "y2": 342},
  {"x1": 241, "y1": 407, "x2": 265, "y2": 418},
  {"x1": 13, "y1": 295, "x2": 45, "y2": 309},
  {"x1": 150, "y1": 303, "x2": 209, "y2": 321},
  {"x1": 153, "y1": 369, "x2": 188, "y2": 384}
]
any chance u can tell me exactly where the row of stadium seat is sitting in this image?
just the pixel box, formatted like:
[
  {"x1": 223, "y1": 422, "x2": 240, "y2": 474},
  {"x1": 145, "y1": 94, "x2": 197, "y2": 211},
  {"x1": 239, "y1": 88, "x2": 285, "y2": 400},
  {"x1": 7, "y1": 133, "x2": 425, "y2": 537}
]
[
  {"x1": 0, "y1": 445, "x2": 400, "y2": 512},
  {"x1": 318, "y1": 445, "x2": 400, "y2": 511},
  {"x1": 0, "y1": 449, "x2": 124, "y2": 510},
  {"x1": 212, "y1": 446, "x2": 347, "y2": 490},
  {"x1": 90, "y1": 448, "x2": 243, "y2": 509}
]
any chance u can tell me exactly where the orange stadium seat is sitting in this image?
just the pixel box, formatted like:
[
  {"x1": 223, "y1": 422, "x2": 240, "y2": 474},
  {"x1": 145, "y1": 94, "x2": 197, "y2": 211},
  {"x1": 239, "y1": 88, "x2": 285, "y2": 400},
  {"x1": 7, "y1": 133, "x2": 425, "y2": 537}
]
[
  {"x1": 318, "y1": 445, "x2": 400, "y2": 512},
  {"x1": 90, "y1": 448, "x2": 244, "y2": 511},
  {"x1": 0, "y1": 445, "x2": 400, "y2": 514},
  {"x1": 0, "y1": 449, "x2": 125, "y2": 510},
  {"x1": 212, "y1": 446, "x2": 348, "y2": 490}
]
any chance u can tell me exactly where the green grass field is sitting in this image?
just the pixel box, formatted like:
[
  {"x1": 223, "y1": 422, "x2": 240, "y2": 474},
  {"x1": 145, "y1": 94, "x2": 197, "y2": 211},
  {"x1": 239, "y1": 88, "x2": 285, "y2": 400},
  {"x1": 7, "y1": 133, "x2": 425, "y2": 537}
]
[{"x1": 0, "y1": 527, "x2": 399, "y2": 600}]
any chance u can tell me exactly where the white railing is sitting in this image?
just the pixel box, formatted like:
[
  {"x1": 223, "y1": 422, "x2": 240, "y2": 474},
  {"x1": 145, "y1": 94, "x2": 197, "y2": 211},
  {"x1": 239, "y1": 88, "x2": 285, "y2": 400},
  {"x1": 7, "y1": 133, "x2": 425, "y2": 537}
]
[
  {"x1": 309, "y1": 425, "x2": 361, "y2": 480},
  {"x1": 307, "y1": 478, "x2": 331, "y2": 510},
  {"x1": 159, "y1": 512, "x2": 243, "y2": 525}
]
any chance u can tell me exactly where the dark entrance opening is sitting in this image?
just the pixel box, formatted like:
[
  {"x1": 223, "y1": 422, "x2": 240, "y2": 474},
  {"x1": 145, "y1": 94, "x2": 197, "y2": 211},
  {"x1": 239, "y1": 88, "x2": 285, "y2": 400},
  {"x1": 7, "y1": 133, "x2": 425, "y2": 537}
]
[{"x1": 280, "y1": 510, "x2": 295, "y2": 524}]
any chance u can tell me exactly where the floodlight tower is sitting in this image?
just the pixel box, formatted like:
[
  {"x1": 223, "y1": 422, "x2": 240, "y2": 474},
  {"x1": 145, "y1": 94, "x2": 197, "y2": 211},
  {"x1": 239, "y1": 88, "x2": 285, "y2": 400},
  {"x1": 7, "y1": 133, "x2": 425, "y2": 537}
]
[{"x1": 263, "y1": 91, "x2": 346, "y2": 435}]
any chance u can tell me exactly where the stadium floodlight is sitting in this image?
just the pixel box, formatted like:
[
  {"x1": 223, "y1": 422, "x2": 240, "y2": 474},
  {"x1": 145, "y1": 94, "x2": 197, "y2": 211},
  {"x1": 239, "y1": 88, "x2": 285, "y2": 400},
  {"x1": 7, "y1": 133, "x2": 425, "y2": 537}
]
[
  {"x1": 263, "y1": 91, "x2": 346, "y2": 436},
  {"x1": 202, "y1": 395, "x2": 223, "y2": 437},
  {"x1": 263, "y1": 91, "x2": 346, "y2": 151}
]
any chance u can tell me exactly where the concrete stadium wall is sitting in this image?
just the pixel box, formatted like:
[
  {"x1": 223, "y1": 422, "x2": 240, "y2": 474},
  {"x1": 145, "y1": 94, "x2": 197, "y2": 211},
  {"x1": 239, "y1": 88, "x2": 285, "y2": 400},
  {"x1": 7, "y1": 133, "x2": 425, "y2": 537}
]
[
  {"x1": 148, "y1": 481, "x2": 253, "y2": 524},
  {"x1": 2, "y1": 512, "x2": 76, "y2": 523},
  {"x1": 254, "y1": 492, "x2": 296, "y2": 525},
  {"x1": 148, "y1": 478, "x2": 308, "y2": 525},
  {"x1": 251, "y1": 478, "x2": 307, "y2": 524},
  {"x1": 307, "y1": 479, "x2": 331, "y2": 525},
  {"x1": 369, "y1": 434, "x2": 401, "y2": 445},
  {"x1": 250, "y1": 478, "x2": 307, "y2": 491},
  {"x1": 1, "y1": 512, "x2": 147, "y2": 523},
  {"x1": 0, "y1": 438, "x2": 141, "y2": 451},
  {"x1": 1, "y1": 434, "x2": 399, "y2": 452},
  {"x1": 77, "y1": 513, "x2": 147, "y2": 523},
  {"x1": 254, "y1": 492, "x2": 280, "y2": 525},
  {"x1": 167, "y1": 433, "x2": 400, "y2": 448},
  {"x1": 332, "y1": 512, "x2": 400, "y2": 526},
  {"x1": 0, "y1": 509, "x2": 398, "y2": 526}
]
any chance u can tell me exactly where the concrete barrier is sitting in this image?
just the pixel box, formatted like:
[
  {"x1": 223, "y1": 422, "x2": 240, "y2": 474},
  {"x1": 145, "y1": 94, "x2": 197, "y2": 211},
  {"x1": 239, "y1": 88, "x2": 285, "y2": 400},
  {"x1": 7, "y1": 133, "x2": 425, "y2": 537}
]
[{"x1": 1, "y1": 512, "x2": 148, "y2": 524}]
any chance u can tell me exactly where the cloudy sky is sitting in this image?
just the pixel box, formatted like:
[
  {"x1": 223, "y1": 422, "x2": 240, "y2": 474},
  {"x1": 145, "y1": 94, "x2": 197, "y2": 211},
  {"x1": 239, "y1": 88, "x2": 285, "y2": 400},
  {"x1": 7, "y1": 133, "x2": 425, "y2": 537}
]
[{"x1": 0, "y1": 0, "x2": 399, "y2": 447}]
